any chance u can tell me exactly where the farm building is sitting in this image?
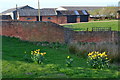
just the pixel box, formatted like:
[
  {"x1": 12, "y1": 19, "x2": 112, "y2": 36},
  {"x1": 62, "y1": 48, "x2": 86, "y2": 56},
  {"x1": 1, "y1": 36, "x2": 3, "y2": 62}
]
[
  {"x1": 1, "y1": 5, "x2": 90, "y2": 24},
  {"x1": 0, "y1": 15, "x2": 12, "y2": 21}
]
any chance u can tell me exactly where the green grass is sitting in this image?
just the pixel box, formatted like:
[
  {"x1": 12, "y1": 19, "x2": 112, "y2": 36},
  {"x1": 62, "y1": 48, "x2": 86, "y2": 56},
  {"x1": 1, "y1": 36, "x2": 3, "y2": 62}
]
[
  {"x1": 63, "y1": 21, "x2": 118, "y2": 31},
  {"x1": 2, "y1": 36, "x2": 120, "y2": 78}
]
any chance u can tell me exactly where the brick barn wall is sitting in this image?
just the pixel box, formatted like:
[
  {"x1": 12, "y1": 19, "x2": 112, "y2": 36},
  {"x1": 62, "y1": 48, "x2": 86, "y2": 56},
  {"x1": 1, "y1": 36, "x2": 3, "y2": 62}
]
[
  {"x1": 42, "y1": 16, "x2": 67, "y2": 24},
  {"x1": 19, "y1": 16, "x2": 37, "y2": 21},
  {"x1": 57, "y1": 16, "x2": 67, "y2": 24},
  {"x1": 42, "y1": 16, "x2": 58, "y2": 24},
  {"x1": 77, "y1": 17, "x2": 80, "y2": 22}
]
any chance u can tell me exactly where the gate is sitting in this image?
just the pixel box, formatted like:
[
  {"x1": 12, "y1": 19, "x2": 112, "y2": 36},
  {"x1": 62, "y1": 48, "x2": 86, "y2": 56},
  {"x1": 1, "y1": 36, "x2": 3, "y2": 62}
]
[{"x1": 67, "y1": 15, "x2": 77, "y2": 23}]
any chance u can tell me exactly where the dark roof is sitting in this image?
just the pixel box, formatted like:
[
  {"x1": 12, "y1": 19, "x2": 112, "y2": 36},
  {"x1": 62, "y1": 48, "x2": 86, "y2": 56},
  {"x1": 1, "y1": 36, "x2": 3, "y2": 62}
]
[
  {"x1": 0, "y1": 15, "x2": 12, "y2": 20},
  {"x1": 60, "y1": 6, "x2": 105, "y2": 11},
  {"x1": 57, "y1": 10, "x2": 76, "y2": 15},
  {"x1": 2, "y1": 5, "x2": 35, "y2": 14},
  {"x1": 40, "y1": 8, "x2": 57, "y2": 16},
  {"x1": 18, "y1": 8, "x2": 57, "y2": 16},
  {"x1": 57, "y1": 10, "x2": 89, "y2": 16},
  {"x1": 18, "y1": 9, "x2": 38, "y2": 16},
  {"x1": 2, "y1": 5, "x2": 90, "y2": 16}
]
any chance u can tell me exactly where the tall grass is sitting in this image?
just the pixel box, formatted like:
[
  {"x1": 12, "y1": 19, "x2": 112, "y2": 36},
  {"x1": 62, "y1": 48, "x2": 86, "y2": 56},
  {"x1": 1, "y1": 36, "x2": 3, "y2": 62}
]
[{"x1": 68, "y1": 42, "x2": 119, "y2": 63}]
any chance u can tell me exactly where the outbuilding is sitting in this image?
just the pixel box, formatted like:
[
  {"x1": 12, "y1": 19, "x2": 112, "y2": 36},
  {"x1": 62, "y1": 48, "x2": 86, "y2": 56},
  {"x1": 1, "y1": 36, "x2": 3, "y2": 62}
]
[{"x1": 1, "y1": 5, "x2": 90, "y2": 24}]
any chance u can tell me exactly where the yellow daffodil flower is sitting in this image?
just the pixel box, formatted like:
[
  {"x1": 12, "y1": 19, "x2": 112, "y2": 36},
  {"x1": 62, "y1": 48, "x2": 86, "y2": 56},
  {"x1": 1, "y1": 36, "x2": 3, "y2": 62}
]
[
  {"x1": 67, "y1": 56, "x2": 70, "y2": 58},
  {"x1": 41, "y1": 53, "x2": 44, "y2": 56},
  {"x1": 43, "y1": 52, "x2": 46, "y2": 54}
]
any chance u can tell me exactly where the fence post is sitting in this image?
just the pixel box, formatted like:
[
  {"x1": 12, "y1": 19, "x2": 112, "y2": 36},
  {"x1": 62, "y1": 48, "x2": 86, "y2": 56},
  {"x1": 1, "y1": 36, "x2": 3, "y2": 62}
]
[{"x1": 86, "y1": 28, "x2": 88, "y2": 31}]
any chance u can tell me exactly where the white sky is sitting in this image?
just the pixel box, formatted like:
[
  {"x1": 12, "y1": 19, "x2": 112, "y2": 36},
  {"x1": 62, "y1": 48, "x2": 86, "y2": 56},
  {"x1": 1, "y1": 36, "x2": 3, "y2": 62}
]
[{"x1": 0, "y1": 0, "x2": 119, "y2": 12}]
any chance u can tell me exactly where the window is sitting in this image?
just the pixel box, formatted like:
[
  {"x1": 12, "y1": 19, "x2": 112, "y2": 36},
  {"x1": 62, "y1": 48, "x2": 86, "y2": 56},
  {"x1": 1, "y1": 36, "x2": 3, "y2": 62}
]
[
  {"x1": 48, "y1": 17, "x2": 52, "y2": 20},
  {"x1": 26, "y1": 18, "x2": 32, "y2": 20}
]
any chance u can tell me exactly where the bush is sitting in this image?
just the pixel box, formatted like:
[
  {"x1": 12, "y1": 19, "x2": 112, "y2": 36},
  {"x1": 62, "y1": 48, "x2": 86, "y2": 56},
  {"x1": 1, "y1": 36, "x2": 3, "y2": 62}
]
[{"x1": 68, "y1": 43, "x2": 79, "y2": 55}]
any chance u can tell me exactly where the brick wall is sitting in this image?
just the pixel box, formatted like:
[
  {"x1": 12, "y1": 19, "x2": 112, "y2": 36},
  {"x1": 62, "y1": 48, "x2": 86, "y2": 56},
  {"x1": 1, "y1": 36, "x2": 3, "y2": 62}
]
[
  {"x1": 42, "y1": 16, "x2": 67, "y2": 24},
  {"x1": 72, "y1": 31, "x2": 113, "y2": 42},
  {"x1": 42, "y1": 16, "x2": 58, "y2": 23},
  {"x1": 1, "y1": 21, "x2": 118, "y2": 43},
  {"x1": 77, "y1": 17, "x2": 80, "y2": 22},
  {"x1": 19, "y1": 16, "x2": 37, "y2": 21},
  {"x1": 57, "y1": 16, "x2": 67, "y2": 24},
  {"x1": 1, "y1": 21, "x2": 65, "y2": 42}
]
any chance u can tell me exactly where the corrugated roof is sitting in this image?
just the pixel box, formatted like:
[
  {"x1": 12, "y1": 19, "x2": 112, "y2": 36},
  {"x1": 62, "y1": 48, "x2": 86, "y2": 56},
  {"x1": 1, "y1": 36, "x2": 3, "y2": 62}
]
[
  {"x1": 57, "y1": 10, "x2": 76, "y2": 15},
  {"x1": 57, "y1": 10, "x2": 89, "y2": 16},
  {"x1": 60, "y1": 6, "x2": 105, "y2": 11},
  {"x1": 2, "y1": 5, "x2": 35, "y2": 14},
  {"x1": 18, "y1": 8, "x2": 57, "y2": 16},
  {"x1": 40, "y1": 8, "x2": 57, "y2": 16},
  {"x1": 2, "y1": 5, "x2": 90, "y2": 16},
  {"x1": 18, "y1": 9, "x2": 38, "y2": 16}
]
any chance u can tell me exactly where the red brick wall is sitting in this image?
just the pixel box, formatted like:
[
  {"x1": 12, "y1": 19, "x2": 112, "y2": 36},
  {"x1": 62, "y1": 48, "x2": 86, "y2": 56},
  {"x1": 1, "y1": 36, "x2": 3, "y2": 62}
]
[
  {"x1": 42, "y1": 16, "x2": 67, "y2": 24},
  {"x1": 72, "y1": 31, "x2": 113, "y2": 42},
  {"x1": 1, "y1": 21, "x2": 65, "y2": 42},
  {"x1": 77, "y1": 17, "x2": 80, "y2": 22},
  {"x1": 19, "y1": 16, "x2": 37, "y2": 21},
  {"x1": 1, "y1": 21, "x2": 118, "y2": 43},
  {"x1": 42, "y1": 16, "x2": 58, "y2": 23},
  {"x1": 57, "y1": 16, "x2": 67, "y2": 24}
]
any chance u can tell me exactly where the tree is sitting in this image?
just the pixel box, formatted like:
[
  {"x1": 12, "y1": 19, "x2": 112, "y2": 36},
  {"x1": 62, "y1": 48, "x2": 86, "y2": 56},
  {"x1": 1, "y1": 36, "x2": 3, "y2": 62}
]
[{"x1": 89, "y1": 6, "x2": 119, "y2": 19}]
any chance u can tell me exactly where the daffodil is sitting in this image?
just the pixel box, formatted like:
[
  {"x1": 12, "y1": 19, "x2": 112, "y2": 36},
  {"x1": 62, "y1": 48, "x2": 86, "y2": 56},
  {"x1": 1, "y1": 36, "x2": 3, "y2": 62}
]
[
  {"x1": 67, "y1": 56, "x2": 70, "y2": 59},
  {"x1": 41, "y1": 53, "x2": 44, "y2": 56},
  {"x1": 43, "y1": 52, "x2": 46, "y2": 54},
  {"x1": 34, "y1": 51, "x2": 37, "y2": 53}
]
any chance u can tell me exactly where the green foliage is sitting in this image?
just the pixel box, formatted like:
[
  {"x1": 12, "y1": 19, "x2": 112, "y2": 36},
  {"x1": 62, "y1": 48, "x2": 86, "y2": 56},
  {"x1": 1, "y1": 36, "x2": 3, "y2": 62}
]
[
  {"x1": 68, "y1": 43, "x2": 79, "y2": 55},
  {"x1": 87, "y1": 51, "x2": 110, "y2": 69},
  {"x1": 88, "y1": 7, "x2": 118, "y2": 18},
  {"x1": 35, "y1": 41, "x2": 66, "y2": 49},
  {"x1": 66, "y1": 56, "x2": 73, "y2": 67}
]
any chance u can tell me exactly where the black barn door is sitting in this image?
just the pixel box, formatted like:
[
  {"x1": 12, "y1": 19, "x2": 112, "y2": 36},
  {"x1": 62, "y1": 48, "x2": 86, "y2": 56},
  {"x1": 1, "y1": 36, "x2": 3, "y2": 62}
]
[
  {"x1": 67, "y1": 15, "x2": 77, "y2": 23},
  {"x1": 36, "y1": 16, "x2": 42, "y2": 21},
  {"x1": 80, "y1": 15, "x2": 88, "y2": 22}
]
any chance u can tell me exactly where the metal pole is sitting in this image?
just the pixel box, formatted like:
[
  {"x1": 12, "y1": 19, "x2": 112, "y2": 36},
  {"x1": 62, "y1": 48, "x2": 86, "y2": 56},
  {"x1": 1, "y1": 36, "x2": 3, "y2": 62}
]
[
  {"x1": 16, "y1": 4, "x2": 18, "y2": 20},
  {"x1": 38, "y1": 0, "x2": 40, "y2": 21}
]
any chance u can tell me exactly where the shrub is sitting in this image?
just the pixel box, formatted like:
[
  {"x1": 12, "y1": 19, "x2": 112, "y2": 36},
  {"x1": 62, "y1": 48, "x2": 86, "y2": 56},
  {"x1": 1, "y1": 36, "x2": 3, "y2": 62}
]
[
  {"x1": 87, "y1": 51, "x2": 110, "y2": 69},
  {"x1": 68, "y1": 43, "x2": 79, "y2": 55}
]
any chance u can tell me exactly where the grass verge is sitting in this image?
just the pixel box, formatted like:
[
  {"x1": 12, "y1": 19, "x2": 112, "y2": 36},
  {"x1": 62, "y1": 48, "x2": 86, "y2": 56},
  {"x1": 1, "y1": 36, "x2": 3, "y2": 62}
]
[{"x1": 2, "y1": 36, "x2": 119, "y2": 78}]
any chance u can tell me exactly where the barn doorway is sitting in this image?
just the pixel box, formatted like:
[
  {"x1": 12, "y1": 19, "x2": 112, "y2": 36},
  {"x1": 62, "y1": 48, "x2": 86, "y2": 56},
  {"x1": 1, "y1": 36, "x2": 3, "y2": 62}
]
[
  {"x1": 36, "y1": 16, "x2": 42, "y2": 21},
  {"x1": 67, "y1": 15, "x2": 77, "y2": 23},
  {"x1": 80, "y1": 15, "x2": 88, "y2": 22}
]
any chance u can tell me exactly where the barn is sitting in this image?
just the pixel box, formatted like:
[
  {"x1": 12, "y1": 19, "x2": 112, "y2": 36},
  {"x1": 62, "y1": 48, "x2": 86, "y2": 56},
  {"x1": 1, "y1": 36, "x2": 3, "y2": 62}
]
[
  {"x1": 57, "y1": 10, "x2": 89, "y2": 23},
  {"x1": 1, "y1": 5, "x2": 90, "y2": 24}
]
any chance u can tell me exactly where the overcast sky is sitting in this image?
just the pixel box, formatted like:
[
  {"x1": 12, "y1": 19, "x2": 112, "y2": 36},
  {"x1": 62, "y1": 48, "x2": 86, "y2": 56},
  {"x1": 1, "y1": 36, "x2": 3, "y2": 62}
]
[{"x1": 0, "y1": 0, "x2": 119, "y2": 12}]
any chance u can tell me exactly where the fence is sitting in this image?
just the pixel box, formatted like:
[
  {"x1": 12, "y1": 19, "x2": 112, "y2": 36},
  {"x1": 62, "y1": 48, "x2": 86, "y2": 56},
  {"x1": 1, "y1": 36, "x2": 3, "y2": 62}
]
[{"x1": 92, "y1": 27, "x2": 111, "y2": 31}]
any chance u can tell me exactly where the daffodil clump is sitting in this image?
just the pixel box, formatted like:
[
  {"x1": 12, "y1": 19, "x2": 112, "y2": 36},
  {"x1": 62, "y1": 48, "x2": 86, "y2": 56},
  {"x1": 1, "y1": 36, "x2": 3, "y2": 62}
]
[
  {"x1": 31, "y1": 49, "x2": 46, "y2": 64},
  {"x1": 87, "y1": 51, "x2": 110, "y2": 69},
  {"x1": 66, "y1": 56, "x2": 73, "y2": 67}
]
